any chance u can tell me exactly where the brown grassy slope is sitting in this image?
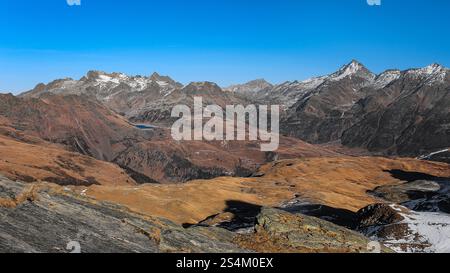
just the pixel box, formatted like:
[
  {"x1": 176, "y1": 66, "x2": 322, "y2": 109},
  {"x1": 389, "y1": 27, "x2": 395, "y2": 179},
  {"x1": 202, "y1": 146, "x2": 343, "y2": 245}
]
[
  {"x1": 0, "y1": 93, "x2": 340, "y2": 183},
  {"x1": 85, "y1": 156, "x2": 450, "y2": 224},
  {"x1": 0, "y1": 132, "x2": 136, "y2": 186}
]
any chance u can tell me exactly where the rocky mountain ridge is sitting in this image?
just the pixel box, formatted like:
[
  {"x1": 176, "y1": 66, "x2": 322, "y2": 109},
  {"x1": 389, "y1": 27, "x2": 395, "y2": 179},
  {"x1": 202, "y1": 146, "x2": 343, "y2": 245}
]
[
  {"x1": 256, "y1": 61, "x2": 450, "y2": 158},
  {"x1": 15, "y1": 61, "x2": 450, "y2": 159}
]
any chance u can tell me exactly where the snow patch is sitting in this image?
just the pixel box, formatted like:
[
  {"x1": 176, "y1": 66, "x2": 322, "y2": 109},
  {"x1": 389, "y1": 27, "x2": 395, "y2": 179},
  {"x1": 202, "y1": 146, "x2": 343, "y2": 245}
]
[
  {"x1": 406, "y1": 64, "x2": 448, "y2": 85},
  {"x1": 383, "y1": 205, "x2": 450, "y2": 253},
  {"x1": 417, "y1": 148, "x2": 450, "y2": 160},
  {"x1": 97, "y1": 75, "x2": 120, "y2": 84},
  {"x1": 371, "y1": 70, "x2": 401, "y2": 89}
]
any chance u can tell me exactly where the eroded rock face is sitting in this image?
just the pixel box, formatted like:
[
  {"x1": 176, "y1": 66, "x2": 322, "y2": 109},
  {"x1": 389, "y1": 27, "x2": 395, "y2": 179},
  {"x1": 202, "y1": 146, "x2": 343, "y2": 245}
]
[
  {"x1": 339, "y1": 65, "x2": 450, "y2": 157},
  {"x1": 0, "y1": 93, "x2": 144, "y2": 162},
  {"x1": 280, "y1": 61, "x2": 376, "y2": 144},
  {"x1": 246, "y1": 61, "x2": 450, "y2": 160}
]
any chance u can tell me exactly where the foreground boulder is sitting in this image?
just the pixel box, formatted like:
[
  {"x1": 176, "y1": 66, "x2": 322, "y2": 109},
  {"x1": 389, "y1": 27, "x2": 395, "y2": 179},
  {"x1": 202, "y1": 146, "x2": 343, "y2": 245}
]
[
  {"x1": 234, "y1": 208, "x2": 388, "y2": 253},
  {"x1": 371, "y1": 178, "x2": 450, "y2": 214}
]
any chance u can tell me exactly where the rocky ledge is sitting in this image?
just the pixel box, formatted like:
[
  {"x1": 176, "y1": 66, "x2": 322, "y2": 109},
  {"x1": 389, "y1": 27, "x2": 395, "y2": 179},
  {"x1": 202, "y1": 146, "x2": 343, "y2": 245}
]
[{"x1": 0, "y1": 176, "x2": 243, "y2": 253}]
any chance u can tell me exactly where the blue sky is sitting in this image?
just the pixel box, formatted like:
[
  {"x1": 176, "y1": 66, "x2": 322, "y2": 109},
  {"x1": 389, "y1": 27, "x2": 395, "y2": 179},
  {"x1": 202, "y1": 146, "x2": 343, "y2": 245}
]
[{"x1": 1, "y1": 0, "x2": 450, "y2": 93}]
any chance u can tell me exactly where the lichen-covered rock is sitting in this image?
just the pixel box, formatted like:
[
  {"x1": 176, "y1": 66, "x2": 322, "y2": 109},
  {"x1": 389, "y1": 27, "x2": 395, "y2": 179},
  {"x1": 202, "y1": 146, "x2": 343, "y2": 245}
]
[
  {"x1": 235, "y1": 207, "x2": 389, "y2": 253},
  {"x1": 0, "y1": 176, "x2": 246, "y2": 253}
]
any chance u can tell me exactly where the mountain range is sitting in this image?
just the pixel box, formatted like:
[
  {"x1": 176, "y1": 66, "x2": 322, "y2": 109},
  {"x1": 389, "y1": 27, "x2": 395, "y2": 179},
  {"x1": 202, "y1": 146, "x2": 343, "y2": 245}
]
[{"x1": 20, "y1": 60, "x2": 450, "y2": 161}]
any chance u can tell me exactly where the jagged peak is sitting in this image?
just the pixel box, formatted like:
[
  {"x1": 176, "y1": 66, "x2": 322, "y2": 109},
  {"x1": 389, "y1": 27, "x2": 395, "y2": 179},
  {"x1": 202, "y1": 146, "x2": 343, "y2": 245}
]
[
  {"x1": 345, "y1": 59, "x2": 365, "y2": 69},
  {"x1": 149, "y1": 72, "x2": 181, "y2": 87},
  {"x1": 329, "y1": 60, "x2": 375, "y2": 82},
  {"x1": 336, "y1": 60, "x2": 370, "y2": 74},
  {"x1": 427, "y1": 63, "x2": 444, "y2": 69},
  {"x1": 423, "y1": 63, "x2": 446, "y2": 73},
  {"x1": 150, "y1": 72, "x2": 166, "y2": 81},
  {"x1": 150, "y1": 72, "x2": 161, "y2": 78}
]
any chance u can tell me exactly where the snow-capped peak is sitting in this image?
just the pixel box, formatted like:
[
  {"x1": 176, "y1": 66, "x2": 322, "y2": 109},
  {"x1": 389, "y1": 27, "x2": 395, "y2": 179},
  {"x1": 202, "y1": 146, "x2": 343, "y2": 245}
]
[
  {"x1": 330, "y1": 60, "x2": 376, "y2": 81},
  {"x1": 341, "y1": 60, "x2": 365, "y2": 73},
  {"x1": 21, "y1": 70, "x2": 182, "y2": 101},
  {"x1": 424, "y1": 63, "x2": 445, "y2": 74},
  {"x1": 81, "y1": 70, "x2": 181, "y2": 92},
  {"x1": 406, "y1": 63, "x2": 448, "y2": 84}
]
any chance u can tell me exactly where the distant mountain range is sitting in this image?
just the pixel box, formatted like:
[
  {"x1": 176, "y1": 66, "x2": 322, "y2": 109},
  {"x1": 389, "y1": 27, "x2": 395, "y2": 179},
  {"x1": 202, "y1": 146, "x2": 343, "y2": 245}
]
[{"x1": 19, "y1": 60, "x2": 450, "y2": 161}]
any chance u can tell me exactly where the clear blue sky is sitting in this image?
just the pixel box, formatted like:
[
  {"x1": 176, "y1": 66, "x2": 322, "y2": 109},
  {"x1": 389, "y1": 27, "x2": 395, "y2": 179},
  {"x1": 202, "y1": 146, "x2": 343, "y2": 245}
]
[{"x1": 1, "y1": 0, "x2": 450, "y2": 93}]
